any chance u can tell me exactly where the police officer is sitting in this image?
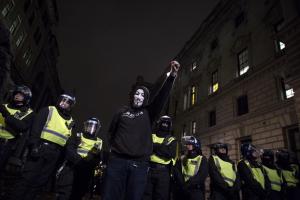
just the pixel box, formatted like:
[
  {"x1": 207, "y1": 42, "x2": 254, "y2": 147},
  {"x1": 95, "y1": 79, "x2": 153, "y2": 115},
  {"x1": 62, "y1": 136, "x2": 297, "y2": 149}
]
[
  {"x1": 172, "y1": 136, "x2": 208, "y2": 200},
  {"x1": 276, "y1": 149, "x2": 300, "y2": 200},
  {"x1": 260, "y1": 149, "x2": 285, "y2": 200},
  {"x1": 238, "y1": 143, "x2": 270, "y2": 200},
  {"x1": 0, "y1": 85, "x2": 34, "y2": 174},
  {"x1": 55, "y1": 117, "x2": 103, "y2": 200},
  {"x1": 8, "y1": 93, "x2": 76, "y2": 200},
  {"x1": 209, "y1": 143, "x2": 240, "y2": 200},
  {"x1": 143, "y1": 115, "x2": 177, "y2": 200}
]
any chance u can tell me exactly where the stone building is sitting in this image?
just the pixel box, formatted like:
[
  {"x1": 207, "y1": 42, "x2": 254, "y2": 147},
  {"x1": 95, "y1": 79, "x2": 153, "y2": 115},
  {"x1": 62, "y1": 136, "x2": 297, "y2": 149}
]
[
  {"x1": 168, "y1": 0, "x2": 300, "y2": 161},
  {"x1": 0, "y1": 0, "x2": 62, "y2": 109}
]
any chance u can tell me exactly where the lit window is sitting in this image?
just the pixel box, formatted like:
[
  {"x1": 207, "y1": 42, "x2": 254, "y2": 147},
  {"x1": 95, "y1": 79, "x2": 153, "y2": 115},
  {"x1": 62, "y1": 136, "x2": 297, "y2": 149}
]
[
  {"x1": 1, "y1": 1, "x2": 14, "y2": 17},
  {"x1": 281, "y1": 79, "x2": 295, "y2": 99},
  {"x1": 191, "y1": 121, "x2": 196, "y2": 134},
  {"x1": 191, "y1": 61, "x2": 197, "y2": 71},
  {"x1": 190, "y1": 85, "x2": 196, "y2": 106},
  {"x1": 275, "y1": 40, "x2": 286, "y2": 52},
  {"x1": 209, "y1": 70, "x2": 219, "y2": 94},
  {"x1": 238, "y1": 49, "x2": 249, "y2": 76},
  {"x1": 10, "y1": 15, "x2": 22, "y2": 34}
]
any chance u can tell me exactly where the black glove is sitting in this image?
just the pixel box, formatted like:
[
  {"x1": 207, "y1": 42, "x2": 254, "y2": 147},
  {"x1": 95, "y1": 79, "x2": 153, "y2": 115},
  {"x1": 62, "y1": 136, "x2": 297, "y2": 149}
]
[{"x1": 0, "y1": 104, "x2": 10, "y2": 118}]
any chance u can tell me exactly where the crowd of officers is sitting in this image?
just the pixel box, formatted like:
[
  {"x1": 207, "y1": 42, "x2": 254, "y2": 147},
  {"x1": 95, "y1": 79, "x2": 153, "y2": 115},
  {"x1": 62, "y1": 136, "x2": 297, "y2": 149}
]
[{"x1": 0, "y1": 85, "x2": 300, "y2": 200}]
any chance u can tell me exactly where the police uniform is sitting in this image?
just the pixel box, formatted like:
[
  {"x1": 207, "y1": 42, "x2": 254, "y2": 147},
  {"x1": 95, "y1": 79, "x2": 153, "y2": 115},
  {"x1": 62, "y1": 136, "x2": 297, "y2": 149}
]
[
  {"x1": 143, "y1": 134, "x2": 176, "y2": 200},
  {"x1": 173, "y1": 154, "x2": 208, "y2": 200},
  {"x1": 209, "y1": 155, "x2": 240, "y2": 200},
  {"x1": 9, "y1": 106, "x2": 74, "y2": 200},
  {"x1": 261, "y1": 165, "x2": 284, "y2": 200},
  {"x1": 238, "y1": 159, "x2": 270, "y2": 200},
  {"x1": 280, "y1": 164, "x2": 300, "y2": 200},
  {"x1": 0, "y1": 103, "x2": 34, "y2": 173},
  {"x1": 56, "y1": 133, "x2": 102, "y2": 200}
]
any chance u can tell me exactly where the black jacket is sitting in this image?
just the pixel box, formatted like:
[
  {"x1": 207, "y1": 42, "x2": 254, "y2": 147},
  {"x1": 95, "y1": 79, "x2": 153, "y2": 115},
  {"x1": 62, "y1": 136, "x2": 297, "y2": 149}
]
[
  {"x1": 152, "y1": 134, "x2": 177, "y2": 161},
  {"x1": 109, "y1": 75, "x2": 175, "y2": 160}
]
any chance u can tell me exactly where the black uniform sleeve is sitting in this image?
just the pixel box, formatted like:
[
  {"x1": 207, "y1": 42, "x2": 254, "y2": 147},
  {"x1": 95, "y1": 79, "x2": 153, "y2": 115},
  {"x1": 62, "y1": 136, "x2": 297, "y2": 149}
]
[
  {"x1": 29, "y1": 107, "x2": 49, "y2": 146},
  {"x1": 186, "y1": 156, "x2": 208, "y2": 188},
  {"x1": 237, "y1": 160, "x2": 265, "y2": 197},
  {"x1": 5, "y1": 112, "x2": 35, "y2": 135},
  {"x1": 147, "y1": 75, "x2": 175, "y2": 122},
  {"x1": 65, "y1": 133, "x2": 82, "y2": 164},
  {"x1": 172, "y1": 159, "x2": 185, "y2": 186},
  {"x1": 153, "y1": 139, "x2": 177, "y2": 159},
  {"x1": 208, "y1": 156, "x2": 231, "y2": 192}
]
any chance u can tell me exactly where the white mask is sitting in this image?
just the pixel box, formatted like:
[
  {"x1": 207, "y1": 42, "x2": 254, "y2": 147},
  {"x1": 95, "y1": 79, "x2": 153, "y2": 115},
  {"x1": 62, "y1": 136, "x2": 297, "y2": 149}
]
[{"x1": 133, "y1": 89, "x2": 145, "y2": 108}]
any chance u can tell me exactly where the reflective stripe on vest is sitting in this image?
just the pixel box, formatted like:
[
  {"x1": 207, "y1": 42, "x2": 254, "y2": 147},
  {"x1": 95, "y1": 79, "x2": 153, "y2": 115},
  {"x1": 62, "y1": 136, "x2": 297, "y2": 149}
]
[
  {"x1": 77, "y1": 135, "x2": 102, "y2": 158},
  {"x1": 150, "y1": 134, "x2": 176, "y2": 165},
  {"x1": 0, "y1": 104, "x2": 33, "y2": 139},
  {"x1": 40, "y1": 106, "x2": 73, "y2": 146},
  {"x1": 282, "y1": 169, "x2": 299, "y2": 187},
  {"x1": 244, "y1": 160, "x2": 265, "y2": 189},
  {"x1": 262, "y1": 165, "x2": 282, "y2": 191},
  {"x1": 212, "y1": 155, "x2": 236, "y2": 187},
  {"x1": 182, "y1": 155, "x2": 202, "y2": 182}
]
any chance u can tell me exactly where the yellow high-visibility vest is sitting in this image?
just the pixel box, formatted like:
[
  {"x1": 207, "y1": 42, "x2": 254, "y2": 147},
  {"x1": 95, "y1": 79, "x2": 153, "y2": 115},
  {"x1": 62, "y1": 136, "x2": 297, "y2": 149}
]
[
  {"x1": 243, "y1": 160, "x2": 265, "y2": 189},
  {"x1": 282, "y1": 168, "x2": 299, "y2": 187},
  {"x1": 0, "y1": 104, "x2": 33, "y2": 139},
  {"x1": 40, "y1": 106, "x2": 73, "y2": 146},
  {"x1": 212, "y1": 155, "x2": 236, "y2": 187},
  {"x1": 150, "y1": 134, "x2": 176, "y2": 165},
  {"x1": 262, "y1": 165, "x2": 282, "y2": 191},
  {"x1": 182, "y1": 155, "x2": 202, "y2": 182},
  {"x1": 77, "y1": 135, "x2": 102, "y2": 158}
]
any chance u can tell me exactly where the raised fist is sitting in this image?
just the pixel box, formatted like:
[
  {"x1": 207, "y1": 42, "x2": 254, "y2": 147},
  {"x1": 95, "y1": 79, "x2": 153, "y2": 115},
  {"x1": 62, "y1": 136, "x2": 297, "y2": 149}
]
[{"x1": 170, "y1": 60, "x2": 180, "y2": 76}]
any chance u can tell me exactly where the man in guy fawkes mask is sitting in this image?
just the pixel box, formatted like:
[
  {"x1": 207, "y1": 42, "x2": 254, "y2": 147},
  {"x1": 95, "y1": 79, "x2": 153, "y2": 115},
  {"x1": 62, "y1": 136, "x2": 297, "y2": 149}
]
[
  {"x1": 55, "y1": 117, "x2": 103, "y2": 200},
  {"x1": 0, "y1": 85, "x2": 34, "y2": 174},
  {"x1": 208, "y1": 143, "x2": 240, "y2": 200},
  {"x1": 9, "y1": 93, "x2": 76, "y2": 200},
  {"x1": 237, "y1": 143, "x2": 270, "y2": 200},
  {"x1": 260, "y1": 149, "x2": 284, "y2": 200},
  {"x1": 143, "y1": 115, "x2": 177, "y2": 200},
  {"x1": 102, "y1": 61, "x2": 180, "y2": 200}
]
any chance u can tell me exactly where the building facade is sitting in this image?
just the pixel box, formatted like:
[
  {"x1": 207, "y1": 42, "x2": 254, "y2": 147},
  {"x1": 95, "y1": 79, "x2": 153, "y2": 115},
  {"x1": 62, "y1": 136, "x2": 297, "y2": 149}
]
[
  {"x1": 0, "y1": 0, "x2": 62, "y2": 109},
  {"x1": 169, "y1": 0, "x2": 300, "y2": 162}
]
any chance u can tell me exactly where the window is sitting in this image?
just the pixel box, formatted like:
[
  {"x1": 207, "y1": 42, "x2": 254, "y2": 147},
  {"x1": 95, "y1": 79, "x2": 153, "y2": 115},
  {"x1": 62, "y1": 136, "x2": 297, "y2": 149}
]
[
  {"x1": 235, "y1": 12, "x2": 245, "y2": 28},
  {"x1": 209, "y1": 70, "x2": 219, "y2": 94},
  {"x1": 191, "y1": 61, "x2": 197, "y2": 71},
  {"x1": 16, "y1": 30, "x2": 26, "y2": 47},
  {"x1": 285, "y1": 127, "x2": 300, "y2": 162},
  {"x1": 183, "y1": 93, "x2": 188, "y2": 111},
  {"x1": 1, "y1": 1, "x2": 14, "y2": 17},
  {"x1": 211, "y1": 38, "x2": 218, "y2": 51},
  {"x1": 191, "y1": 121, "x2": 196, "y2": 134},
  {"x1": 190, "y1": 85, "x2": 196, "y2": 106},
  {"x1": 9, "y1": 15, "x2": 22, "y2": 35},
  {"x1": 182, "y1": 124, "x2": 187, "y2": 137},
  {"x1": 28, "y1": 12, "x2": 35, "y2": 26},
  {"x1": 237, "y1": 95, "x2": 248, "y2": 116},
  {"x1": 209, "y1": 110, "x2": 216, "y2": 127},
  {"x1": 238, "y1": 49, "x2": 249, "y2": 76},
  {"x1": 281, "y1": 78, "x2": 295, "y2": 99},
  {"x1": 275, "y1": 40, "x2": 286, "y2": 53},
  {"x1": 173, "y1": 100, "x2": 178, "y2": 117}
]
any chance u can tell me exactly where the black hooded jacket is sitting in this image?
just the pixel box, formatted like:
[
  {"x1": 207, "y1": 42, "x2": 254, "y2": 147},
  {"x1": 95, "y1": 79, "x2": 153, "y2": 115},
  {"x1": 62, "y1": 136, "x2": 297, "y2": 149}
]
[{"x1": 108, "y1": 74, "x2": 175, "y2": 161}]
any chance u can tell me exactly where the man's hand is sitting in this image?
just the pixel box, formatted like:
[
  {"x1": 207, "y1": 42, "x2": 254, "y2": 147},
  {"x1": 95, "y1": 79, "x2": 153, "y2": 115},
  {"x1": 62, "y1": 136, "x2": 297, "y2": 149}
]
[{"x1": 169, "y1": 60, "x2": 180, "y2": 77}]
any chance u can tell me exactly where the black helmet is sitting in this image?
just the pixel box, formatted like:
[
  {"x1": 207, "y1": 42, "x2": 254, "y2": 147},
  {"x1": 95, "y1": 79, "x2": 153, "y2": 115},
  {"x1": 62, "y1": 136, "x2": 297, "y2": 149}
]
[
  {"x1": 83, "y1": 117, "x2": 101, "y2": 137},
  {"x1": 241, "y1": 143, "x2": 258, "y2": 159},
  {"x1": 276, "y1": 149, "x2": 290, "y2": 164},
  {"x1": 11, "y1": 85, "x2": 32, "y2": 106},
  {"x1": 57, "y1": 93, "x2": 76, "y2": 113},
  {"x1": 182, "y1": 136, "x2": 201, "y2": 150},
  {"x1": 157, "y1": 115, "x2": 172, "y2": 133},
  {"x1": 261, "y1": 149, "x2": 275, "y2": 166},
  {"x1": 212, "y1": 143, "x2": 228, "y2": 155}
]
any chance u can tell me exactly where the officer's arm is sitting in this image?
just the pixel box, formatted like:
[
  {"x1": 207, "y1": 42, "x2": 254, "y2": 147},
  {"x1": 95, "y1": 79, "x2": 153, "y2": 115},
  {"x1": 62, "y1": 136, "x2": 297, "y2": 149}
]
[
  {"x1": 208, "y1": 156, "x2": 231, "y2": 192},
  {"x1": 65, "y1": 132, "x2": 82, "y2": 164},
  {"x1": 173, "y1": 159, "x2": 185, "y2": 186},
  {"x1": 29, "y1": 107, "x2": 49, "y2": 147},
  {"x1": 237, "y1": 161, "x2": 265, "y2": 196},
  {"x1": 4, "y1": 112, "x2": 35, "y2": 134},
  {"x1": 187, "y1": 156, "x2": 208, "y2": 186},
  {"x1": 153, "y1": 139, "x2": 177, "y2": 159},
  {"x1": 232, "y1": 167, "x2": 241, "y2": 191}
]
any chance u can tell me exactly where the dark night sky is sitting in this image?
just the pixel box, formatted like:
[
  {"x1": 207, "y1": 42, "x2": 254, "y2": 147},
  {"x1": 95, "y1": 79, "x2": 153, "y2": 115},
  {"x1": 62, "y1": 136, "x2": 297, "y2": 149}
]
[{"x1": 56, "y1": 0, "x2": 218, "y2": 131}]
